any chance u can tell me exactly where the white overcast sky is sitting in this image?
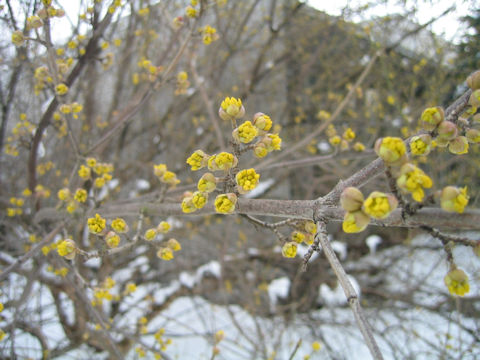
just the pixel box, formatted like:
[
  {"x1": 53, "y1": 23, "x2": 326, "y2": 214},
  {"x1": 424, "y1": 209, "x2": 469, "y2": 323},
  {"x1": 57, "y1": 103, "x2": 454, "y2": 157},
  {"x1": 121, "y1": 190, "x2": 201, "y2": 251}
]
[{"x1": 308, "y1": 0, "x2": 474, "y2": 43}]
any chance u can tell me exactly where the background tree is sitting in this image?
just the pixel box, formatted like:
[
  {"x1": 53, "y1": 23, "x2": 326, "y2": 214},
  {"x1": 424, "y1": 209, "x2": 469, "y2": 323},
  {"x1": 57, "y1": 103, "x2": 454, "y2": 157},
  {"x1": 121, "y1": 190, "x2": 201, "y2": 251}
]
[{"x1": 0, "y1": 0, "x2": 479, "y2": 359}]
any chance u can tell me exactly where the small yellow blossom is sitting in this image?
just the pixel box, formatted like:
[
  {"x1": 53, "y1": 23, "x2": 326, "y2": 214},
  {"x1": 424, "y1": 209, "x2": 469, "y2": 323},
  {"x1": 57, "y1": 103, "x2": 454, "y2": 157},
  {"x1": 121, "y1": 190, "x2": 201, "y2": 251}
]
[
  {"x1": 125, "y1": 282, "x2": 137, "y2": 293},
  {"x1": 55, "y1": 83, "x2": 69, "y2": 96},
  {"x1": 144, "y1": 228, "x2": 157, "y2": 241},
  {"x1": 138, "y1": 7, "x2": 149, "y2": 16},
  {"x1": 12, "y1": 30, "x2": 25, "y2": 46},
  {"x1": 0, "y1": 303, "x2": 3, "y2": 312},
  {"x1": 111, "y1": 218, "x2": 128, "y2": 233},
  {"x1": 375, "y1": 137, "x2": 406, "y2": 164},
  {"x1": 353, "y1": 142, "x2": 365, "y2": 152},
  {"x1": 329, "y1": 135, "x2": 341, "y2": 146},
  {"x1": 186, "y1": 150, "x2": 209, "y2": 171},
  {"x1": 161, "y1": 171, "x2": 180, "y2": 186},
  {"x1": 197, "y1": 173, "x2": 217, "y2": 192},
  {"x1": 312, "y1": 341, "x2": 321, "y2": 351},
  {"x1": 58, "y1": 188, "x2": 70, "y2": 201},
  {"x1": 441, "y1": 186, "x2": 469, "y2": 213},
  {"x1": 219, "y1": 97, "x2": 244, "y2": 120},
  {"x1": 74, "y1": 188, "x2": 87, "y2": 203},
  {"x1": 185, "y1": 6, "x2": 197, "y2": 18},
  {"x1": 0, "y1": 329, "x2": 5, "y2": 341},
  {"x1": 153, "y1": 163, "x2": 167, "y2": 177},
  {"x1": 157, "y1": 247, "x2": 174, "y2": 260},
  {"x1": 208, "y1": 152, "x2": 237, "y2": 172},
  {"x1": 420, "y1": 107, "x2": 444, "y2": 131},
  {"x1": 236, "y1": 168, "x2": 260, "y2": 193},
  {"x1": 167, "y1": 238, "x2": 181, "y2": 251},
  {"x1": 396, "y1": 163, "x2": 433, "y2": 202},
  {"x1": 410, "y1": 135, "x2": 432, "y2": 156},
  {"x1": 214, "y1": 193, "x2": 237, "y2": 214},
  {"x1": 192, "y1": 191, "x2": 208, "y2": 209},
  {"x1": 363, "y1": 191, "x2": 398, "y2": 219},
  {"x1": 291, "y1": 231, "x2": 305, "y2": 243},
  {"x1": 444, "y1": 268, "x2": 469, "y2": 296},
  {"x1": 234, "y1": 121, "x2": 258, "y2": 143},
  {"x1": 182, "y1": 194, "x2": 197, "y2": 213},
  {"x1": 282, "y1": 242, "x2": 297, "y2": 258},
  {"x1": 88, "y1": 213, "x2": 106, "y2": 234},
  {"x1": 342, "y1": 210, "x2": 370, "y2": 233},
  {"x1": 105, "y1": 231, "x2": 120, "y2": 248},
  {"x1": 157, "y1": 221, "x2": 170, "y2": 233},
  {"x1": 266, "y1": 134, "x2": 282, "y2": 151},
  {"x1": 78, "y1": 165, "x2": 91, "y2": 179},
  {"x1": 253, "y1": 143, "x2": 268, "y2": 158},
  {"x1": 57, "y1": 239, "x2": 76, "y2": 260},
  {"x1": 342, "y1": 128, "x2": 355, "y2": 141},
  {"x1": 253, "y1": 112, "x2": 272, "y2": 131}
]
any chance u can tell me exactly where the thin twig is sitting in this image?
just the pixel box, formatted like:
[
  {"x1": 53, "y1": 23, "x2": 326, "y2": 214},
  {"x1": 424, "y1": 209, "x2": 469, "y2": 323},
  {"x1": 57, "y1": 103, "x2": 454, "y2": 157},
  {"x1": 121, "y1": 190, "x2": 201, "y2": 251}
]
[{"x1": 314, "y1": 219, "x2": 384, "y2": 360}]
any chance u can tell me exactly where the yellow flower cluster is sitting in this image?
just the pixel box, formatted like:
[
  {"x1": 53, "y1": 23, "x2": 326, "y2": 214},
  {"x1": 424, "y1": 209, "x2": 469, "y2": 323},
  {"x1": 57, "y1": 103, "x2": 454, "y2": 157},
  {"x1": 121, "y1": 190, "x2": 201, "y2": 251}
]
[
  {"x1": 111, "y1": 218, "x2": 128, "y2": 233},
  {"x1": 396, "y1": 163, "x2": 433, "y2": 202},
  {"x1": 282, "y1": 242, "x2": 297, "y2": 258},
  {"x1": 197, "y1": 173, "x2": 217, "y2": 193},
  {"x1": 374, "y1": 137, "x2": 406, "y2": 164},
  {"x1": 57, "y1": 239, "x2": 76, "y2": 260},
  {"x1": 444, "y1": 268, "x2": 469, "y2": 296},
  {"x1": 363, "y1": 191, "x2": 398, "y2": 219},
  {"x1": 186, "y1": 150, "x2": 209, "y2": 171},
  {"x1": 175, "y1": 71, "x2": 190, "y2": 95},
  {"x1": 234, "y1": 121, "x2": 258, "y2": 143},
  {"x1": 208, "y1": 152, "x2": 238, "y2": 172},
  {"x1": 157, "y1": 238, "x2": 182, "y2": 261},
  {"x1": 4, "y1": 113, "x2": 36, "y2": 156},
  {"x1": 88, "y1": 213, "x2": 106, "y2": 234},
  {"x1": 199, "y1": 25, "x2": 219, "y2": 45},
  {"x1": 214, "y1": 193, "x2": 237, "y2": 214},
  {"x1": 236, "y1": 168, "x2": 260, "y2": 193},
  {"x1": 153, "y1": 163, "x2": 180, "y2": 187},
  {"x1": 105, "y1": 231, "x2": 120, "y2": 248},
  {"x1": 340, "y1": 187, "x2": 398, "y2": 233},
  {"x1": 55, "y1": 83, "x2": 69, "y2": 96},
  {"x1": 6, "y1": 196, "x2": 25, "y2": 217},
  {"x1": 219, "y1": 97, "x2": 245, "y2": 120},
  {"x1": 410, "y1": 135, "x2": 432, "y2": 156},
  {"x1": 440, "y1": 186, "x2": 469, "y2": 213}
]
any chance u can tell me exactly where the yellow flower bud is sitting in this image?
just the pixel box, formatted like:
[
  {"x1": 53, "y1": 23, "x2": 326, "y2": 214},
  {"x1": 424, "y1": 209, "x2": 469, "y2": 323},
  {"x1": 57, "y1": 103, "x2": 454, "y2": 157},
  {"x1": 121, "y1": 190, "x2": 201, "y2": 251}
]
[
  {"x1": 167, "y1": 238, "x2": 181, "y2": 251},
  {"x1": 281, "y1": 242, "x2": 297, "y2": 258},
  {"x1": 236, "y1": 168, "x2": 260, "y2": 193},
  {"x1": 12, "y1": 31, "x2": 25, "y2": 46},
  {"x1": 105, "y1": 231, "x2": 120, "y2": 248},
  {"x1": 157, "y1": 247, "x2": 174, "y2": 260},
  {"x1": 396, "y1": 163, "x2": 433, "y2": 202},
  {"x1": 219, "y1": 97, "x2": 244, "y2": 121},
  {"x1": 342, "y1": 210, "x2": 370, "y2": 233},
  {"x1": 214, "y1": 193, "x2": 237, "y2": 214},
  {"x1": 252, "y1": 112, "x2": 272, "y2": 131},
  {"x1": 186, "y1": 150, "x2": 209, "y2": 171},
  {"x1": 197, "y1": 172, "x2": 217, "y2": 192},
  {"x1": 340, "y1": 187, "x2": 364, "y2": 212},
  {"x1": 444, "y1": 268, "x2": 469, "y2": 296},
  {"x1": 363, "y1": 191, "x2": 398, "y2": 219},
  {"x1": 374, "y1": 137, "x2": 406, "y2": 164},
  {"x1": 419, "y1": 107, "x2": 444, "y2": 131},
  {"x1": 233, "y1": 121, "x2": 258, "y2": 143},
  {"x1": 448, "y1": 136, "x2": 469, "y2": 155},
  {"x1": 57, "y1": 239, "x2": 76, "y2": 260},
  {"x1": 440, "y1": 186, "x2": 469, "y2": 213},
  {"x1": 409, "y1": 134, "x2": 432, "y2": 156},
  {"x1": 466, "y1": 128, "x2": 480, "y2": 143}
]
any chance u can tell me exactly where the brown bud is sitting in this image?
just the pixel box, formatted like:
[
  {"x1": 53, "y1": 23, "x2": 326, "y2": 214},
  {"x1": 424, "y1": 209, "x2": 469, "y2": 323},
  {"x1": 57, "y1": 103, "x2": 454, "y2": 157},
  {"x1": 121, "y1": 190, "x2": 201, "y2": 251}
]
[{"x1": 467, "y1": 70, "x2": 480, "y2": 90}]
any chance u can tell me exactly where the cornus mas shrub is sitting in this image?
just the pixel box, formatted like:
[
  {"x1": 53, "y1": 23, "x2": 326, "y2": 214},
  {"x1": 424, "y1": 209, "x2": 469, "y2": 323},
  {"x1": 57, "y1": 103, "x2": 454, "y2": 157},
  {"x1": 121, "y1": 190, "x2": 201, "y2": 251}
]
[{"x1": 1, "y1": 0, "x2": 480, "y2": 359}]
